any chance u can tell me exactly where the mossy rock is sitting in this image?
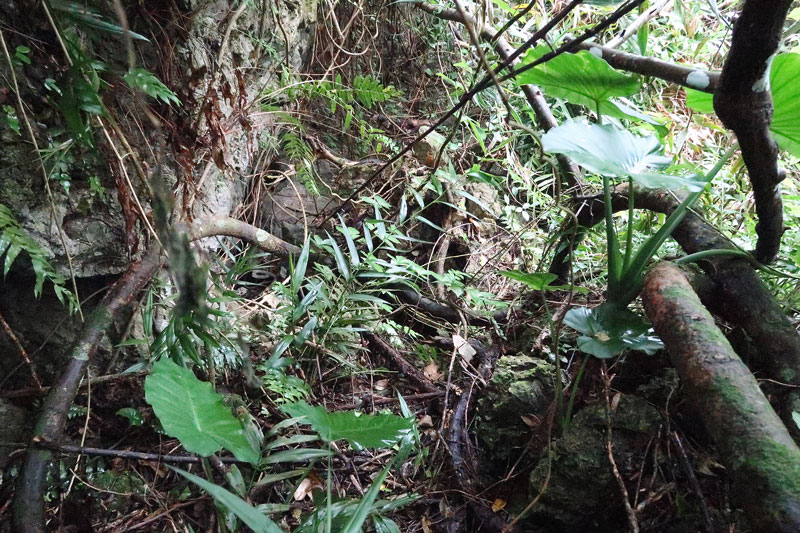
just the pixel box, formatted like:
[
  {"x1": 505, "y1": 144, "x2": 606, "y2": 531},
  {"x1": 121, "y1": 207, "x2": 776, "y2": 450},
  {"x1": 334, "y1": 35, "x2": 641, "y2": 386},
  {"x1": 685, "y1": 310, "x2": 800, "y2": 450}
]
[
  {"x1": 477, "y1": 355, "x2": 555, "y2": 465},
  {"x1": 526, "y1": 395, "x2": 662, "y2": 530}
]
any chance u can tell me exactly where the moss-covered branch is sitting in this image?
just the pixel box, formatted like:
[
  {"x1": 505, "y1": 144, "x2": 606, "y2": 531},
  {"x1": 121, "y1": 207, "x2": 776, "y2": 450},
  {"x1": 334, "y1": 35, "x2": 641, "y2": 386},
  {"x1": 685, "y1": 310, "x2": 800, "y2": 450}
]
[{"x1": 642, "y1": 262, "x2": 800, "y2": 532}]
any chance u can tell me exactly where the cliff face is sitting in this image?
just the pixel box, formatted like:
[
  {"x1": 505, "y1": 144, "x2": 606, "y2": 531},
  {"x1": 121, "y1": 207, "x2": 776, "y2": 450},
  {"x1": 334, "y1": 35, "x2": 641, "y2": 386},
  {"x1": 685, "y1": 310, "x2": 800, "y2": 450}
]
[{"x1": 0, "y1": 0, "x2": 317, "y2": 381}]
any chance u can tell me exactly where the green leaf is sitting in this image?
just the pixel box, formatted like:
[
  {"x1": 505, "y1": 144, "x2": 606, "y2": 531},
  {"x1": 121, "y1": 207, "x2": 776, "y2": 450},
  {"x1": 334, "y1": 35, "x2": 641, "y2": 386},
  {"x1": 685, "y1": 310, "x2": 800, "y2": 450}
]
[
  {"x1": 342, "y1": 435, "x2": 415, "y2": 533},
  {"x1": 686, "y1": 53, "x2": 800, "y2": 157},
  {"x1": 499, "y1": 271, "x2": 558, "y2": 290},
  {"x1": 517, "y1": 49, "x2": 639, "y2": 109},
  {"x1": 769, "y1": 53, "x2": 800, "y2": 157},
  {"x1": 116, "y1": 407, "x2": 143, "y2": 426},
  {"x1": 170, "y1": 467, "x2": 283, "y2": 533},
  {"x1": 291, "y1": 238, "x2": 311, "y2": 294},
  {"x1": 564, "y1": 304, "x2": 663, "y2": 359},
  {"x1": 326, "y1": 231, "x2": 350, "y2": 280},
  {"x1": 145, "y1": 358, "x2": 260, "y2": 464},
  {"x1": 684, "y1": 88, "x2": 714, "y2": 114},
  {"x1": 124, "y1": 68, "x2": 181, "y2": 106},
  {"x1": 281, "y1": 401, "x2": 413, "y2": 450},
  {"x1": 50, "y1": 1, "x2": 150, "y2": 41},
  {"x1": 543, "y1": 120, "x2": 704, "y2": 191}
]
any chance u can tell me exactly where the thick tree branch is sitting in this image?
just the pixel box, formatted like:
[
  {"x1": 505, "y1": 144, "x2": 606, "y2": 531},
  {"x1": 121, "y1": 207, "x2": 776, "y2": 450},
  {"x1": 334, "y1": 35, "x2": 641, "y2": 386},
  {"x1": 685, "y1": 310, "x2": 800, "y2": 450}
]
[
  {"x1": 642, "y1": 262, "x2": 800, "y2": 532},
  {"x1": 550, "y1": 185, "x2": 800, "y2": 440},
  {"x1": 713, "y1": 0, "x2": 794, "y2": 263},
  {"x1": 572, "y1": 42, "x2": 719, "y2": 93}
]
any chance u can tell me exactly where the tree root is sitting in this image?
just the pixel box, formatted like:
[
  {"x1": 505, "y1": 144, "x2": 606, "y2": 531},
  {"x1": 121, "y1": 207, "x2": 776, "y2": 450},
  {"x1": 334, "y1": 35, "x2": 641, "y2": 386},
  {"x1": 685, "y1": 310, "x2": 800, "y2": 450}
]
[
  {"x1": 444, "y1": 339, "x2": 515, "y2": 531},
  {"x1": 642, "y1": 262, "x2": 800, "y2": 532},
  {"x1": 362, "y1": 332, "x2": 439, "y2": 393}
]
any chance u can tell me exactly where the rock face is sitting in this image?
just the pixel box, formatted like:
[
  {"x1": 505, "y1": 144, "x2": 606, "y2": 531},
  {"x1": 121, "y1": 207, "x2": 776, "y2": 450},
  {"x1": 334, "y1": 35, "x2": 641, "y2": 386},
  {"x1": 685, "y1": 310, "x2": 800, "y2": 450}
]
[
  {"x1": 526, "y1": 395, "x2": 662, "y2": 529},
  {"x1": 0, "y1": 0, "x2": 317, "y2": 381}
]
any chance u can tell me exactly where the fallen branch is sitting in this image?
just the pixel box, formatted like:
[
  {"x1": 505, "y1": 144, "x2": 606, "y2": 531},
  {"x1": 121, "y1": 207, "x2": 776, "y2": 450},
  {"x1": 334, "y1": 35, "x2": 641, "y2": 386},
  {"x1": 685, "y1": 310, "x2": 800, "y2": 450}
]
[
  {"x1": 642, "y1": 262, "x2": 800, "y2": 531},
  {"x1": 712, "y1": 0, "x2": 794, "y2": 263},
  {"x1": 363, "y1": 332, "x2": 439, "y2": 393},
  {"x1": 188, "y1": 216, "x2": 301, "y2": 256},
  {"x1": 446, "y1": 339, "x2": 514, "y2": 531}
]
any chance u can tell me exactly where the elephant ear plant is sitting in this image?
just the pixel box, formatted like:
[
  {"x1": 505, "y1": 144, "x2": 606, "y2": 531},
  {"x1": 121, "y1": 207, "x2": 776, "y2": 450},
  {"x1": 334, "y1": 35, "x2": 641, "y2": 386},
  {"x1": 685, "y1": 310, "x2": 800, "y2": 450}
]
[{"x1": 542, "y1": 118, "x2": 732, "y2": 359}]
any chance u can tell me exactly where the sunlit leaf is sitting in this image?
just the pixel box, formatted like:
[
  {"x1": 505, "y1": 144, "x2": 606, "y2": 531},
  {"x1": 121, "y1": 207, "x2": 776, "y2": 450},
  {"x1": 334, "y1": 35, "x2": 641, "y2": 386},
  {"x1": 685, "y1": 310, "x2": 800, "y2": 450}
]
[
  {"x1": 543, "y1": 120, "x2": 704, "y2": 191},
  {"x1": 517, "y1": 49, "x2": 639, "y2": 109},
  {"x1": 686, "y1": 53, "x2": 800, "y2": 157}
]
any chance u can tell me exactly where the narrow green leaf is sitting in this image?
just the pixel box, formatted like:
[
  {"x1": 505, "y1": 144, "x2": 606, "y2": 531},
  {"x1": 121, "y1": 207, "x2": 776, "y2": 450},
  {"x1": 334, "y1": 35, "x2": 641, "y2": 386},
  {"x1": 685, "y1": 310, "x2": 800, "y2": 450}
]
[
  {"x1": 170, "y1": 467, "x2": 282, "y2": 533},
  {"x1": 281, "y1": 401, "x2": 413, "y2": 450}
]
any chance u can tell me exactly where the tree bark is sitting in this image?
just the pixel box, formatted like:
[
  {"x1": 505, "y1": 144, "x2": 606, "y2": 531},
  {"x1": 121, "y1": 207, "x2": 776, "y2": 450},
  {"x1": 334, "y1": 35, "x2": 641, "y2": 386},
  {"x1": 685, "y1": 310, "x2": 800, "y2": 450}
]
[
  {"x1": 642, "y1": 262, "x2": 800, "y2": 532},
  {"x1": 713, "y1": 0, "x2": 794, "y2": 263}
]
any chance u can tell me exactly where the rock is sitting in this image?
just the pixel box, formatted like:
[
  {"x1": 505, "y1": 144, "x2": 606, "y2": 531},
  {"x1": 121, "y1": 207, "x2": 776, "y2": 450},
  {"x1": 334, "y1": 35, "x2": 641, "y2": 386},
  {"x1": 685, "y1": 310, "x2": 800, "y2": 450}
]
[
  {"x1": 477, "y1": 355, "x2": 555, "y2": 464},
  {"x1": 526, "y1": 395, "x2": 662, "y2": 529}
]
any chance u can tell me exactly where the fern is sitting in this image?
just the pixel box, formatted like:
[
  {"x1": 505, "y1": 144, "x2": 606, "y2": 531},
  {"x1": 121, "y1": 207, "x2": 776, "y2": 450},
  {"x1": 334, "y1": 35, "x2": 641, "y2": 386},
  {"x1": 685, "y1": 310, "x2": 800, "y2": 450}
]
[
  {"x1": 123, "y1": 68, "x2": 181, "y2": 106},
  {"x1": 353, "y1": 75, "x2": 399, "y2": 109},
  {"x1": 0, "y1": 203, "x2": 78, "y2": 313},
  {"x1": 281, "y1": 132, "x2": 319, "y2": 195}
]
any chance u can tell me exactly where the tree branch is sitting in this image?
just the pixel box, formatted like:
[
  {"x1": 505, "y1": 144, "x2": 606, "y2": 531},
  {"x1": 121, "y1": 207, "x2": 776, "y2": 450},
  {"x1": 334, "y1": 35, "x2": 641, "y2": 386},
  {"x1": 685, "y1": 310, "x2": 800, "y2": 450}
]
[
  {"x1": 642, "y1": 262, "x2": 800, "y2": 531},
  {"x1": 713, "y1": 0, "x2": 794, "y2": 263}
]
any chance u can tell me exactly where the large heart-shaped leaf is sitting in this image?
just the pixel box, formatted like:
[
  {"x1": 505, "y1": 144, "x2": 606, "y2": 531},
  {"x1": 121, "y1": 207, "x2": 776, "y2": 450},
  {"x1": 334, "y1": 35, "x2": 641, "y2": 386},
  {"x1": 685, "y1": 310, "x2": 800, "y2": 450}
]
[
  {"x1": 517, "y1": 49, "x2": 639, "y2": 109},
  {"x1": 145, "y1": 358, "x2": 260, "y2": 464},
  {"x1": 685, "y1": 53, "x2": 800, "y2": 157},
  {"x1": 564, "y1": 304, "x2": 663, "y2": 359},
  {"x1": 281, "y1": 401, "x2": 413, "y2": 450},
  {"x1": 769, "y1": 53, "x2": 800, "y2": 157},
  {"x1": 542, "y1": 120, "x2": 705, "y2": 191}
]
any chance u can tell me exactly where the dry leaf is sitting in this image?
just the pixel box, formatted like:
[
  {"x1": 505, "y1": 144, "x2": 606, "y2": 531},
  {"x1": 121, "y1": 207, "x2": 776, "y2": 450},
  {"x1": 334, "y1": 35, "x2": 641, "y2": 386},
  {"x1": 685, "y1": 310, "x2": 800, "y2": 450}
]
[
  {"x1": 611, "y1": 391, "x2": 621, "y2": 412},
  {"x1": 492, "y1": 498, "x2": 507, "y2": 512},
  {"x1": 452, "y1": 334, "x2": 476, "y2": 363},
  {"x1": 424, "y1": 362, "x2": 443, "y2": 382},
  {"x1": 520, "y1": 414, "x2": 541, "y2": 428},
  {"x1": 374, "y1": 379, "x2": 390, "y2": 391},
  {"x1": 418, "y1": 414, "x2": 434, "y2": 428},
  {"x1": 293, "y1": 470, "x2": 323, "y2": 501},
  {"x1": 421, "y1": 516, "x2": 433, "y2": 533}
]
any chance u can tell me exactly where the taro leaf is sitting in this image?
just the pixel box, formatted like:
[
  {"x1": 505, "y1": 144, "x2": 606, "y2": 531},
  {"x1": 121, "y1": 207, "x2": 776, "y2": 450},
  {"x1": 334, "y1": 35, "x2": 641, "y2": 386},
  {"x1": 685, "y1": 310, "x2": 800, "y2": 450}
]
[
  {"x1": 564, "y1": 304, "x2": 663, "y2": 359},
  {"x1": 171, "y1": 467, "x2": 282, "y2": 533},
  {"x1": 601, "y1": 98, "x2": 668, "y2": 135},
  {"x1": 769, "y1": 53, "x2": 800, "y2": 157},
  {"x1": 542, "y1": 120, "x2": 705, "y2": 191},
  {"x1": 281, "y1": 401, "x2": 413, "y2": 450},
  {"x1": 145, "y1": 358, "x2": 260, "y2": 464},
  {"x1": 685, "y1": 53, "x2": 800, "y2": 157},
  {"x1": 684, "y1": 88, "x2": 714, "y2": 114},
  {"x1": 517, "y1": 49, "x2": 639, "y2": 110}
]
